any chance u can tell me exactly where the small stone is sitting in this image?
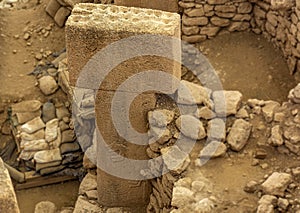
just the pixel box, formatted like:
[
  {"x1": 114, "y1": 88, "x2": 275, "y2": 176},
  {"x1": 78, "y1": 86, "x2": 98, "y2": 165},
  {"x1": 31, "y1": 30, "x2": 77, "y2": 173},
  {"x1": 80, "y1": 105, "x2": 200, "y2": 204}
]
[
  {"x1": 227, "y1": 119, "x2": 252, "y2": 151},
  {"x1": 61, "y1": 130, "x2": 75, "y2": 143},
  {"x1": 85, "y1": 190, "x2": 98, "y2": 200},
  {"x1": 262, "y1": 101, "x2": 280, "y2": 123},
  {"x1": 60, "y1": 142, "x2": 80, "y2": 154},
  {"x1": 20, "y1": 129, "x2": 45, "y2": 141},
  {"x1": 213, "y1": 90, "x2": 242, "y2": 116},
  {"x1": 257, "y1": 204, "x2": 274, "y2": 213},
  {"x1": 34, "y1": 148, "x2": 62, "y2": 163},
  {"x1": 244, "y1": 180, "x2": 258, "y2": 193},
  {"x1": 79, "y1": 173, "x2": 97, "y2": 195},
  {"x1": 262, "y1": 172, "x2": 293, "y2": 196},
  {"x1": 56, "y1": 105, "x2": 70, "y2": 120},
  {"x1": 21, "y1": 117, "x2": 45, "y2": 134},
  {"x1": 260, "y1": 163, "x2": 269, "y2": 169},
  {"x1": 207, "y1": 118, "x2": 226, "y2": 141},
  {"x1": 259, "y1": 195, "x2": 277, "y2": 206},
  {"x1": 42, "y1": 102, "x2": 56, "y2": 123},
  {"x1": 171, "y1": 186, "x2": 194, "y2": 208},
  {"x1": 148, "y1": 109, "x2": 175, "y2": 127},
  {"x1": 38, "y1": 76, "x2": 58, "y2": 95},
  {"x1": 199, "y1": 141, "x2": 227, "y2": 159},
  {"x1": 292, "y1": 167, "x2": 300, "y2": 176},
  {"x1": 277, "y1": 198, "x2": 289, "y2": 210},
  {"x1": 175, "y1": 115, "x2": 206, "y2": 140},
  {"x1": 195, "y1": 106, "x2": 216, "y2": 119},
  {"x1": 161, "y1": 145, "x2": 190, "y2": 174},
  {"x1": 34, "y1": 201, "x2": 56, "y2": 213},
  {"x1": 12, "y1": 100, "x2": 42, "y2": 113},
  {"x1": 73, "y1": 196, "x2": 101, "y2": 213},
  {"x1": 23, "y1": 33, "x2": 30, "y2": 40},
  {"x1": 269, "y1": 125, "x2": 283, "y2": 146},
  {"x1": 251, "y1": 159, "x2": 260, "y2": 166},
  {"x1": 236, "y1": 107, "x2": 249, "y2": 119},
  {"x1": 254, "y1": 148, "x2": 267, "y2": 159},
  {"x1": 176, "y1": 80, "x2": 212, "y2": 108},
  {"x1": 35, "y1": 53, "x2": 43, "y2": 61},
  {"x1": 21, "y1": 139, "x2": 49, "y2": 151},
  {"x1": 45, "y1": 119, "x2": 58, "y2": 142}
]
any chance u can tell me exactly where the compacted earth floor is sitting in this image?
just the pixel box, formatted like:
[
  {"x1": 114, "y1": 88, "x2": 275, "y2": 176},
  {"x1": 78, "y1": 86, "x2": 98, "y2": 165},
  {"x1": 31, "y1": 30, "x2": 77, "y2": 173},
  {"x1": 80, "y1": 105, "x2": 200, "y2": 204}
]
[{"x1": 0, "y1": 0, "x2": 298, "y2": 212}]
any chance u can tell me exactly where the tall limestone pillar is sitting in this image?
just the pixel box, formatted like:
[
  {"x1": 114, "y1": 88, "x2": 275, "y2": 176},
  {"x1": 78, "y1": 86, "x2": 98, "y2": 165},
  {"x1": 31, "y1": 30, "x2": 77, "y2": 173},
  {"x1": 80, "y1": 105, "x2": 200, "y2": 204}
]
[{"x1": 66, "y1": 3, "x2": 181, "y2": 210}]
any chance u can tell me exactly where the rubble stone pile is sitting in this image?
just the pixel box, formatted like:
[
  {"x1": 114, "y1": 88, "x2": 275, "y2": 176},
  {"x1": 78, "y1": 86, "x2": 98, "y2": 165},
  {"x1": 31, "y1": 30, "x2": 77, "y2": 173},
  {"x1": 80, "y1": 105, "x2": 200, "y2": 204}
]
[{"x1": 8, "y1": 51, "x2": 84, "y2": 177}]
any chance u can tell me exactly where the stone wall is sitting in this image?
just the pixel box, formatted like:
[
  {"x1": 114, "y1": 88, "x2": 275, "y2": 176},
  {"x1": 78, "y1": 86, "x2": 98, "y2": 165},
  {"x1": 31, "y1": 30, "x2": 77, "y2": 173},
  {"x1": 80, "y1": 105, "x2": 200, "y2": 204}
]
[
  {"x1": 179, "y1": 0, "x2": 300, "y2": 78},
  {"x1": 179, "y1": 0, "x2": 253, "y2": 43},
  {"x1": 251, "y1": 0, "x2": 300, "y2": 76}
]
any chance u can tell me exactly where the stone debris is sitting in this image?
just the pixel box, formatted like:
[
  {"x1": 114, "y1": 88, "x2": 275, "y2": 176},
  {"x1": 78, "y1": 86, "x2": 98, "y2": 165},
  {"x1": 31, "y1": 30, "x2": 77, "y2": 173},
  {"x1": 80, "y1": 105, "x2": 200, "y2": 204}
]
[
  {"x1": 148, "y1": 109, "x2": 174, "y2": 128},
  {"x1": 78, "y1": 173, "x2": 97, "y2": 195},
  {"x1": 288, "y1": 83, "x2": 300, "y2": 103},
  {"x1": 20, "y1": 117, "x2": 45, "y2": 134},
  {"x1": 34, "y1": 201, "x2": 57, "y2": 213},
  {"x1": 213, "y1": 90, "x2": 243, "y2": 116},
  {"x1": 227, "y1": 119, "x2": 252, "y2": 151},
  {"x1": 261, "y1": 172, "x2": 293, "y2": 196},
  {"x1": 199, "y1": 141, "x2": 227, "y2": 159},
  {"x1": 262, "y1": 101, "x2": 280, "y2": 123},
  {"x1": 175, "y1": 115, "x2": 206, "y2": 140},
  {"x1": 6, "y1": 51, "x2": 84, "y2": 176},
  {"x1": 176, "y1": 80, "x2": 212, "y2": 108},
  {"x1": 38, "y1": 75, "x2": 59, "y2": 95}
]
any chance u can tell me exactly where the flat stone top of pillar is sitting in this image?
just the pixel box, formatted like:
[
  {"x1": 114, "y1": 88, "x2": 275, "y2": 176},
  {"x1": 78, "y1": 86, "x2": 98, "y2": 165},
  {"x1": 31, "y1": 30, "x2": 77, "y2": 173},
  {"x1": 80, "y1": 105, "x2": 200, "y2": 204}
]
[{"x1": 66, "y1": 3, "x2": 180, "y2": 36}]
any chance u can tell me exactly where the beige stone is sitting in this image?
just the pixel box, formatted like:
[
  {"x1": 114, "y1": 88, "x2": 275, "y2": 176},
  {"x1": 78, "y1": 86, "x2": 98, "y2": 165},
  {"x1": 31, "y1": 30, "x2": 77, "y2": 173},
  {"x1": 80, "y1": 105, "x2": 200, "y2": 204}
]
[
  {"x1": 45, "y1": 0, "x2": 61, "y2": 18},
  {"x1": 232, "y1": 14, "x2": 252, "y2": 21},
  {"x1": 184, "y1": 7, "x2": 205, "y2": 17},
  {"x1": 54, "y1": 7, "x2": 71, "y2": 27},
  {"x1": 266, "y1": 11, "x2": 278, "y2": 27},
  {"x1": 207, "y1": 0, "x2": 229, "y2": 5},
  {"x1": 115, "y1": 0, "x2": 179, "y2": 13},
  {"x1": 182, "y1": 35, "x2": 207, "y2": 43},
  {"x1": 215, "y1": 11, "x2": 235, "y2": 18},
  {"x1": 182, "y1": 26, "x2": 200, "y2": 36},
  {"x1": 210, "y1": 16, "x2": 230, "y2": 27},
  {"x1": 95, "y1": 91, "x2": 154, "y2": 207},
  {"x1": 182, "y1": 15, "x2": 209, "y2": 26},
  {"x1": 237, "y1": 2, "x2": 252, "y2": 14},
  {"x1": 214, "y1": 5, "x2": 236, "y2": 13},
  {"x1": 200, "y1": 26, "x2": 220, "y2": 37},
  {"x1": 228, "y1": 22, "x2": 250, "y2": 32},
  {"x1": 66, "y1": 4, "x2": 181, "y2": 92},
  {"x1": 253, "y1": 5, "x2": 266, "y2": 19},
  {"x1": 0, "y1": 158, "x2": 20, "y2": 213}
]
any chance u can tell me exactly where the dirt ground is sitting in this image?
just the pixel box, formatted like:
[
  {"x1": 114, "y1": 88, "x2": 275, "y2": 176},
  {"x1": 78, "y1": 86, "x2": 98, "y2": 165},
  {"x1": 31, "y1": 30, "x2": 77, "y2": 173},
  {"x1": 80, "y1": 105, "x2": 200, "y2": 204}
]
[{"x1": 0, "y1": 0, "x2": 299, "y2": 212}]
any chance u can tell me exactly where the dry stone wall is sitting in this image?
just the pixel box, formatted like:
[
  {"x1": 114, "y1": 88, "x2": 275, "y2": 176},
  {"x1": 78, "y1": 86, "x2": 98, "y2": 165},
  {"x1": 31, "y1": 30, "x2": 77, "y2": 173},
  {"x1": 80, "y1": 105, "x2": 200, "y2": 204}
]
[
  {"x1": 251, "y1": 0, "x2": 300, "y2": 77},
  {"x1": 179, "y1": 0, "x2": 253, "y2": 43}
]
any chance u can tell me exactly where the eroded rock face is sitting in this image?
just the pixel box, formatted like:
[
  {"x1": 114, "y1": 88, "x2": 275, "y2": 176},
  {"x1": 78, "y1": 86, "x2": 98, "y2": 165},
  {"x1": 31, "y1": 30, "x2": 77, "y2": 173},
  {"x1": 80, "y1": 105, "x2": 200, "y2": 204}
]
[{"x1": 0, "y1": 158, "x2": 20, "y2": 213}]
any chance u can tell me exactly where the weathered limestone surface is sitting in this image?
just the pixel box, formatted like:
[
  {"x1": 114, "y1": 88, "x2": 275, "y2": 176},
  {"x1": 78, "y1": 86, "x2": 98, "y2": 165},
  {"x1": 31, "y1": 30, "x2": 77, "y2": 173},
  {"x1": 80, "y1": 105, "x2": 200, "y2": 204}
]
[
  {"x1": 115, "y1": 0, "x2": 179, "y2": 13},
  {"x1": 66, "y1": 4, "x2": 181, "y2": 209},
  {"x1": 0, "y1": 158, "x2": 20, "y2": 213},
  {"x1": 66, "y1": 4, "x2": 181, "y2": 91}
]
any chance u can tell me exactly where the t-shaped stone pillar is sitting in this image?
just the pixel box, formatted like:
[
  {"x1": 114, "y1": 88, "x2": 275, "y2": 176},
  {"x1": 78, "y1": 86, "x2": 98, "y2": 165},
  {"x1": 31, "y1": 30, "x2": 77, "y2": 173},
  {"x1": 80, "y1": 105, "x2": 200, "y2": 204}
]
[{"x1": 66, "y1": 3, "x2": 181, "y2": 210}]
